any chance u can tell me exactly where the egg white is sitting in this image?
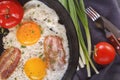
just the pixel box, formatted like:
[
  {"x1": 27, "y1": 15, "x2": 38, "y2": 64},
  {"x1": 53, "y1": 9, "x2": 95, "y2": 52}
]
[{"x1": 2, "y1": 0, "x2": 69, "y2": 80}]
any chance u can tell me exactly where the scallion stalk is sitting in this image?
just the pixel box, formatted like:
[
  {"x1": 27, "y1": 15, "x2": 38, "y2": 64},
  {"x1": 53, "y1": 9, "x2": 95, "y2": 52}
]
[
  {"x1": 75, "y1": 0, "x2": 92, "y2": 56},
  {"x1": 59, "y1": 0, "x2": 99, "y2": 77},
  {"x1": 58, "y1": 0, "x2": 68, "y2": 10}
]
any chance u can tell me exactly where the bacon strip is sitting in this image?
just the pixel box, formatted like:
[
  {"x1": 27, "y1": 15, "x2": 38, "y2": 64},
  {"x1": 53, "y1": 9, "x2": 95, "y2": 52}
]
[
  {"x1": 44, "y1": 35, "x2": 66, "y2": 70},
  {"x1": 0, "y1": 47, "x2": 21, "y2": 80}
]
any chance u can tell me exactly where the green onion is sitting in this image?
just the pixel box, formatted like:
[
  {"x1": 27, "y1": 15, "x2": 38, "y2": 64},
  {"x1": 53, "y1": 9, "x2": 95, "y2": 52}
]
[
  {"x1": 21, "y1": 45, "x2": 26, "y2": 48},
  {"x1": 39, "y1": 54, "x2": 43, "y2": 58},
  {"x1": 0, "y1": 27, "x2": 4, "y2": 34},
  {"x1": 75, "y1": 0, "x2": 92, "y2": 56},
  {"x1": 22, "y1": 52, "x2": 24, "y2": 54},
  {"x1": 14, "y1": 77, "x2": 17, "y2": 80},
  {"x1": 59, "y1": 0, "x2": 68, "y2": 10},
  {"x1": 59, "y1": 0, "x2": 99, "y2": 77}
]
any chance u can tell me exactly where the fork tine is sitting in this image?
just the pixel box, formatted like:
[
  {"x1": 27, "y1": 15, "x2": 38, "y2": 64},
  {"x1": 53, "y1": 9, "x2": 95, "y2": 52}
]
[
  {"x1": 86, "y1": 8, "x2": 96, "y2": 21},
  {"x1": 89, "y1": 7, "x2": 100, "y2": 19},
  {"x1": 86, "y1": 7, "x2": 100, "y2": 21}
]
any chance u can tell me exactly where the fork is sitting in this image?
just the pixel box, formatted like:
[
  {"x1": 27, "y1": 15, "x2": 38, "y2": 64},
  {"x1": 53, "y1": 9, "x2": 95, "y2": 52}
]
[
  {"x1": 86, "y1": 7, "x2": 120, "y2": 54},
  {"x1": 86, "y1": 7, "x2": 120, "y2": 40}
]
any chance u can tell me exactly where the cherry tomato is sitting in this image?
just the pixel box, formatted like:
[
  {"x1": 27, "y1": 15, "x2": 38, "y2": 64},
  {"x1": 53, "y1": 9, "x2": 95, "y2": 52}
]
[
  {"x1": 0, "y1": 0, "x2": 24, "y2": 28},
  {"x1": 93, "y1": 42, "x2": 116, "y2": 65}
]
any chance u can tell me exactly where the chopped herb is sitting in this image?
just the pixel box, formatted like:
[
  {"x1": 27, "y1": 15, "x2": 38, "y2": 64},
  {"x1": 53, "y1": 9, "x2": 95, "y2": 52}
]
[
  {"x1": 3, "y1": 32, "x2": 7, "y2": 35},
  {"x1": 41, "y1": 30, "x2": 43, "y2": 34},
  {"x1": 21, "y1": 45, "x2": 26, "y2": 48},
  {"x1": 6, "y1": 42, "x2": 9, "y2": 44},
  {"x1": 18, "y1": 23, "x2": 22, "y2": 27},
  {"x1": 48, "y1": 45, "x2": 51, "y2": 48},
  {"x1": 22, "y1": 51, "x2": 24, "y2": 54},
  {"x1": 42, "y1": 57, "x2": 45, "y2": 61},
  {"x1": 32, "y1": 12, "x2": 35, "y2": 15},
  {"x1": 39, "y1": 42, "x2": 43, "y2": 45},
  {"x1": 14, "y1": 77, "x2": 17, "y2": 80},
  {"x1": 49, "y1": 28, "x2": 53, "y2": 31},
  {"x1": 43, "y1": 18, "x2": 47, "y2": 21},
  {"x1": 51, "y1": 59, "x2": 55, "y2": 64},
  {"x1": 0, "y1": 27, "x2": 8, "y2": 36},
  {"x1": 0, "y1": 27, "x2": 4, "y2": 34},
  {"x1": 47, "y1": 19, "x2": 51, "y2": 22},
  {"x1": 1, "y1": 28, "x2": 4, "y2": 33},
  {"x1": 33, "y1": 18, "x2": 37, "y2": 21},
  {"x1": 15, "y1": 23, "x2": 22, "y2": 29},
  {"x1": 39, "y1": 25, "x2": 41, "y2": 28},
  {"x1": 31, "y1": 30, "x2": 34, "y2": 33},
  {"x1": 37, "y1": 4, "x2": 40, "y2": 7},
  {"x1": 39, "y1": 54, "x2": 43, "y2": 58},
  {"x1": 10, "y1": 39, "x2": 12, "y2": 43}
]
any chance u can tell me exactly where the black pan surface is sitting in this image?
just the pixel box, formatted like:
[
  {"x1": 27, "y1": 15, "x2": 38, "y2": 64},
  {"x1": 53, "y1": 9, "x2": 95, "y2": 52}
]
[{"x1": 0, "y1": 0, "x2": 79, "y2": 80}]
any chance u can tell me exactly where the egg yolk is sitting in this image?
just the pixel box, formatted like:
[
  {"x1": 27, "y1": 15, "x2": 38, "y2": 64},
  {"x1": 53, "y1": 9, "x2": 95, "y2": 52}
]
[
  {"x1": 16, "y1": 22, "x2": 41, "y2": 46},
  {"x1": 24, "y1": 58, "x2": 46, "y2": 80}
]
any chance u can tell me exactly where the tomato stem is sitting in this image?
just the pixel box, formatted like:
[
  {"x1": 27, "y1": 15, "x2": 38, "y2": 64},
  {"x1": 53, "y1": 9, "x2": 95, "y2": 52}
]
[
  {"x1": 94, "y1": 46, "x2": 98, "y2": 57},
  {"x1": 5, "y1": 8, "x2": 10, "y2": 19},
  {"x1": 6, "y1": 8, "x2": 9, "y2": 14},
  {"x1": 5, "y1": 14, "x2": 10, "y2": 19}
]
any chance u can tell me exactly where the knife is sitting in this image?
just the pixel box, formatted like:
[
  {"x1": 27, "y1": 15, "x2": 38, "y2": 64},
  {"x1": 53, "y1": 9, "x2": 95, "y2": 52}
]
[
  {"x1": 101, "y1": 16, "x2": 120, "y2": 41},
  {"x1": 105, "y1": 29, "x2": 120, "y2": 54}
]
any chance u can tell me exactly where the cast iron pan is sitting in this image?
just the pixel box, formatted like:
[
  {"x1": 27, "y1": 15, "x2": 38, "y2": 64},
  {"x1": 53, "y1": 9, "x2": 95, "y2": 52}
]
[{"x1": 0, "y1": 0, "x2": 79, "y2": 80}]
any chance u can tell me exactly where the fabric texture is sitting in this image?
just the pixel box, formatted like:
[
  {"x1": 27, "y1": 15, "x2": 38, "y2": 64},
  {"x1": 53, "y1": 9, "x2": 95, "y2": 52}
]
[{"x1": 73, "y1": 0, "x2": 120, "y2": 80}]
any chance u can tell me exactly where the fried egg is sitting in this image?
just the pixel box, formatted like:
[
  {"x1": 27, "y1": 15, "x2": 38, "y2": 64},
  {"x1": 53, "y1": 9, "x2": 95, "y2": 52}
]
[
  {"x1": 16, "y1": 22, "x2": 41, "y2": 46},
  {"x1": 24, "y1": 58, "x2": 46, "y2": 80},
  {"x1": 2, "y1": 0, "x2": 69, "y2": 80}
]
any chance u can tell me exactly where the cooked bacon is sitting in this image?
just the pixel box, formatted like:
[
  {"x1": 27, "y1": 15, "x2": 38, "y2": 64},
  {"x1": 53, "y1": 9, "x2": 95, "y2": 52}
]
[
  {"x1": 44, "y1": 35, "x2": 66, "y2": 70},
  {"x1": 0, "y1": 47, "x2": 21, "y2": 80}
]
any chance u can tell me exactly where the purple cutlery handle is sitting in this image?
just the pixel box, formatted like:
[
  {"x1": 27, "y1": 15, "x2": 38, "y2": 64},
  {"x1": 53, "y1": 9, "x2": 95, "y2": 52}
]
[
  {"x1": 101, "y1": 16, "x2": 120, "y2": 41},
  {"x1": 106, "y1": 32, "x2": 120, "y2": 54}
]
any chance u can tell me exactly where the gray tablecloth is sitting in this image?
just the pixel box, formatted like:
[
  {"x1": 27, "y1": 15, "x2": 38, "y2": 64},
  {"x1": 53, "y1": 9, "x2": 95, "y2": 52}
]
[{"x1": 73, "y1": 0, "x2": 120, "y2": 80}]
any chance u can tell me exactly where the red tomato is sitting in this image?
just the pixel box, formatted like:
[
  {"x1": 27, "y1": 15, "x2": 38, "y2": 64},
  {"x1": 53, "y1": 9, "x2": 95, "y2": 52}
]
[
  {"x1": 0, "y1": 0, "x2": 24, "y2": 28},
  {"x1": 93, "y1": 42, "x2": 116, "y2": 65}
]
